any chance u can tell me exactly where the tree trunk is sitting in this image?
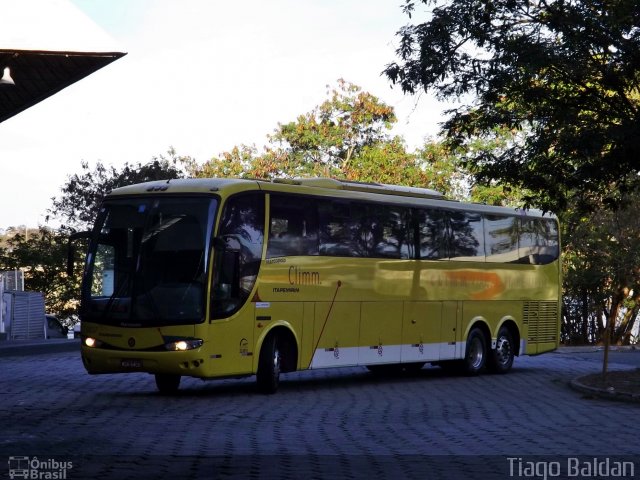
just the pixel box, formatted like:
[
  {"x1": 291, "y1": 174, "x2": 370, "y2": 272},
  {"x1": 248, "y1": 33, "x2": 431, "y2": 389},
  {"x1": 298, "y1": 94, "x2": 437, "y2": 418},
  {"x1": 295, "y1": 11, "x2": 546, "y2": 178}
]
[{"x1": 602, "y1": 295, "x2": 622, "y2": 379}]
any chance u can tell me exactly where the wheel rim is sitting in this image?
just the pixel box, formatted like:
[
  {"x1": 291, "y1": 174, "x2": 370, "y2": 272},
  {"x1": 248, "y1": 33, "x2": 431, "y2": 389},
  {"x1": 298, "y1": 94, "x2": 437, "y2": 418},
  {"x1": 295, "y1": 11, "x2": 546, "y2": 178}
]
[
  {"x1": 495, "y1": 335, "x2": 512, "y2": 367},
  {"x1": 272, "y1": 347, "x2": 281, "y2": 380},
  {"x1": 468, "y1": 336, "x2": 484, "y2": 369}
]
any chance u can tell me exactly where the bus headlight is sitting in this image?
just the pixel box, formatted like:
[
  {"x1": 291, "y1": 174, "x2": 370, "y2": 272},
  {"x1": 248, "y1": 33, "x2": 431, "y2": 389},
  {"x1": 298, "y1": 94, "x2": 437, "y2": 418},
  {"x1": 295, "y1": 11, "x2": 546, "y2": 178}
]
[
  {"x1": 84, "y1": 337, "x2": 103, "y2": 348},
  {"x1": 165, "y1": 339, "x2": 203, "y2": 351}
]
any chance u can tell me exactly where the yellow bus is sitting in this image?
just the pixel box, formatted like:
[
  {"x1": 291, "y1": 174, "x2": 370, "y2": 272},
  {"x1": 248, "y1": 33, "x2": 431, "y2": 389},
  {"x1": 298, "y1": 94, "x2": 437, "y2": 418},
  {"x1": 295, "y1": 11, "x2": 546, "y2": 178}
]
[{"x1": 74, "y1": 177, "x2": 561, "y2": 393}]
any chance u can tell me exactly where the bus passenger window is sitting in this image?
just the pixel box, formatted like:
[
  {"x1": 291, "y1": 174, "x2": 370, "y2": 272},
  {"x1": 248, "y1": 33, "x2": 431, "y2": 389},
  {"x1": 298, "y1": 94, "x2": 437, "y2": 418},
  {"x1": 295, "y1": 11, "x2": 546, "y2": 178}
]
[
  {"x1": 319, "y1": 201, "x2": 361, "y2": 257},
  {"x1": 368, "y1": 205, "x2": 412, "y2": 259},
  {"x1": 448, "y1": 211, "x2": 485, "y2": 261},
  {"x1": 211, "y1": 193, "x2": 264, "y2": 319},
  {"x1": 539, "y1": 219, "x2": 560, "y2": 264},
  {"x1": 519, "y1": 218, "x2": 559, "y2": 265},
  {"x1": 484, "y1": 215, "x2": 519, "y2": 263},
  {"x1": 267, "y1": 195, "x2": 319, "y2": 258},
  {"x1": 417, "y1": 208, "x2": 447, "y2": 260}
]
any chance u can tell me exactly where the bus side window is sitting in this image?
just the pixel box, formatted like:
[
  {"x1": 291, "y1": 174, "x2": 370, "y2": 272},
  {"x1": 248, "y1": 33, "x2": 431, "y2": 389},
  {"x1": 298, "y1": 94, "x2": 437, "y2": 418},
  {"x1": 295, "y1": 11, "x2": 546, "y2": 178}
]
[
  {"x1": 91, "y1": 243, "x2": 115, "y2": 297},
  {"x1": 211, "y1": 192, "x2": 265, "y2": 319},
  {"x1": 484, "y1": 214, "x2": 519, "y2": 263},
  {"x1": 416, "y1": 208, "x2": 447, "y2": 260},
  {"x1": 319, "y1": 201, "x2": 361, "y2": 257},
  {"x1": 368, "y1": 205, "x2": 412, "y2": 259},
  {"x1": 519, "y1": 218, "x2": 559, "y2": 265},
  {"x1": 448, "y1": 211, "x2": 485, "y2": 261},
  {"x1": 267, "y1": 195, "x2": 319, "y2": 258},
  {"x1": 538, "y1": 219, "x2": 560, "y2": 264}
]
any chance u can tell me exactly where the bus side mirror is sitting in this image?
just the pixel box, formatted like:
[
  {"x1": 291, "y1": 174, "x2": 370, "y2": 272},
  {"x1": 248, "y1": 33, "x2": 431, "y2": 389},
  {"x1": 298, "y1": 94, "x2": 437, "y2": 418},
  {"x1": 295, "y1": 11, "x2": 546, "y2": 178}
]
[
  {"x1": 213, "y1": 236, "x2": 241, "y2": 299},
  {"x1": 67, "y1": 231, "x2": 92, "y2": 277}
]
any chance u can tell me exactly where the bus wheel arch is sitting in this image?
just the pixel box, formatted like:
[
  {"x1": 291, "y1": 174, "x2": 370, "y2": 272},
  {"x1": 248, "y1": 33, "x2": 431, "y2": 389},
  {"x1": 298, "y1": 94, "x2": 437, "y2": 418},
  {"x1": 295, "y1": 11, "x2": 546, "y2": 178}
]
[{"x1": 256, "y1": 326, "x2": 298, "y2": 394}]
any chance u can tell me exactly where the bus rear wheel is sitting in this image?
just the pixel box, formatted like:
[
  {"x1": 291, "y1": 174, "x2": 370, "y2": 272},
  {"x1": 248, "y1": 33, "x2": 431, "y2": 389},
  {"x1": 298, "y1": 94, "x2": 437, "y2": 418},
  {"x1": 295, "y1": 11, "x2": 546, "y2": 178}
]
[
  {"x1": 488, "y1": 326, "x2": 514, "y2": 374},
  {"x1": 155, "y1": 373, "x2": 181, "y2": 394},
  {"x1": 257, "y1": 334, "x2": 281, "y2": 394},
  {"x1": 463, "y1": 328, "x2": 487, "y2": 375}
]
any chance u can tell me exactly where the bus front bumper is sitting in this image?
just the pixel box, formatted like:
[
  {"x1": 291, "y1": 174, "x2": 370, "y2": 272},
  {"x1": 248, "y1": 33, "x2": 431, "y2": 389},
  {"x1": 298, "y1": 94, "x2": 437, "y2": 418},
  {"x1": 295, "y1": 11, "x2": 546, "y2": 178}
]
[{"x1": 81, "y1": 345, "x2": 208, "y2": 377}]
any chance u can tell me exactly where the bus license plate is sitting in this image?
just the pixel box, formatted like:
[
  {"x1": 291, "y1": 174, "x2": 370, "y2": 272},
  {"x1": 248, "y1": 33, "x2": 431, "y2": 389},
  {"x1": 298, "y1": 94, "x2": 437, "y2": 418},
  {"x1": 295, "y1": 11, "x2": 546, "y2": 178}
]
[{"x1": 121, "y1": 359, "x2": 143, "y2": 369}]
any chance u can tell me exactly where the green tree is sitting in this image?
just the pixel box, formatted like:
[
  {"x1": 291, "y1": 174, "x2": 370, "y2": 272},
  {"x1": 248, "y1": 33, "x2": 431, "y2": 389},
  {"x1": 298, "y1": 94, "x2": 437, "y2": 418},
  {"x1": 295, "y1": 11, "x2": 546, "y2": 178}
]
[
  {"x1": 562, "y1": 187, "x2": 640, "y2": 346},
  {"x1": 189, "y1": 80, "x2": 401, "y2": 180},
  {"x1": 270, "y1": 79, "x2": 397, "y2": 176},
  {"x1": 385, "y1": 0, "x2": 640, "y2": 211},
  {"x1": 185, "y1": 145, "x2": 294, "y2": 180},
  {"x1": 188, "y1": 79, "x2": 471, "y2": 196},
  {"x1": 343, "y1": 137, "x2": 428, "y2": 185},
  {"x1": 0, "y1": 228, "x2": 80, "y2": 320}
]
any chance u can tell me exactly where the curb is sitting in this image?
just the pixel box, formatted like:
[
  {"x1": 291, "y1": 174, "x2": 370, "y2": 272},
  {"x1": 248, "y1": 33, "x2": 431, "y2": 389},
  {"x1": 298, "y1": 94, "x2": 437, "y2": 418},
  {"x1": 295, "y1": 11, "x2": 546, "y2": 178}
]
[
  {"x1": 0, "y1": 339, "x2": 80, "y2": 357},
  {"x1": 569, "y1": 375, "x2": 640, "y2": 404},
  {"x1": 556, "y1": 345, "x2": 639, "y2": 353}
]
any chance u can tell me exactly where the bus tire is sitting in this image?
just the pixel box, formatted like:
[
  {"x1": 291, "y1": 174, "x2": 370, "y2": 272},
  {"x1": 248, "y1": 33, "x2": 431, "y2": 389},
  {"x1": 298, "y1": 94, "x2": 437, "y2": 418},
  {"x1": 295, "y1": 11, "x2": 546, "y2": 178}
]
[
  {"x1": 257, "y1": 334, "x2": 281, "y2": 394},
  {"x1": 463, "y1": 328, "x2": 487, "y2": 375},
  {"x1": 488, "y1": 326, "x2": 514, "y2": 374},
  {"x1": 155, "y1": 373, "x2": 181, "y2": 394}
]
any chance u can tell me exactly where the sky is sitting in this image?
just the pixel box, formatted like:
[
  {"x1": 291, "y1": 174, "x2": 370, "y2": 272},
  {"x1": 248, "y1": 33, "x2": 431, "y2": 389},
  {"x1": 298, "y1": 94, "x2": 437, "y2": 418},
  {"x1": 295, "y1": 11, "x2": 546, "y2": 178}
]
[{"x1": 1, "y1": 0, "x2": 448, "y2": 229}]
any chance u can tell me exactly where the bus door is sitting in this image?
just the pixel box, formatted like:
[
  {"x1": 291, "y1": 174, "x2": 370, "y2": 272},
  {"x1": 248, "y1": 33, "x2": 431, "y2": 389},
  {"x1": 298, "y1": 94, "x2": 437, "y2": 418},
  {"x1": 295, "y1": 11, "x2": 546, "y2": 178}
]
[{"x1": 209, "y1": 192, "x2": 264, "y2": 376}]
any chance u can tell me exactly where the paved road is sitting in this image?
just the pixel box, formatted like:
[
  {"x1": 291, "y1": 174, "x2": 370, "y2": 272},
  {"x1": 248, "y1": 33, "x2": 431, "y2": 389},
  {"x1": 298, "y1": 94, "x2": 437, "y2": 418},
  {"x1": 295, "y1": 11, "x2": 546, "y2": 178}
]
[{"x1": 1, "y1": 348, "x2": 638, "y2": 479}]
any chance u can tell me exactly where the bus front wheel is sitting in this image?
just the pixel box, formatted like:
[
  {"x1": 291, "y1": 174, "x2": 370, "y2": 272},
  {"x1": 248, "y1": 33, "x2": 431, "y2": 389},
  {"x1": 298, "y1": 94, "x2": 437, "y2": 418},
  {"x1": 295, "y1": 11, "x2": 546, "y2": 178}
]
[
  {"x1": 463, "y1": 328, "x2": 487, "y2": 375},
  {"x1": 155, "y1": 373, "x2": 181, "y2": 394},
  {"x1": 257, "y1": 334, "x2": 281, "y2": 394}
]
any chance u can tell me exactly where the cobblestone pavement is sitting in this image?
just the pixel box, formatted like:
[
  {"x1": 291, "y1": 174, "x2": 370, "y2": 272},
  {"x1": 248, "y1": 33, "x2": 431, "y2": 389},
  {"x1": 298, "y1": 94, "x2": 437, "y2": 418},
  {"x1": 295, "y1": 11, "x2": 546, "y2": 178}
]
[{"x1": 1, "y1": 349, "x2": 638, "y2": 479}]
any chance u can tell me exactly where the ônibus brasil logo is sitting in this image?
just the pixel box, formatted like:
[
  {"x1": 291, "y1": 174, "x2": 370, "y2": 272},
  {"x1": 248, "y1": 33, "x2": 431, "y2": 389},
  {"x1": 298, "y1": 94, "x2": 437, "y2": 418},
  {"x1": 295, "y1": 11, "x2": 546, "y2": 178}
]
[{"x1": 8, "y1": 456, "x2": 73, "y2": 479}]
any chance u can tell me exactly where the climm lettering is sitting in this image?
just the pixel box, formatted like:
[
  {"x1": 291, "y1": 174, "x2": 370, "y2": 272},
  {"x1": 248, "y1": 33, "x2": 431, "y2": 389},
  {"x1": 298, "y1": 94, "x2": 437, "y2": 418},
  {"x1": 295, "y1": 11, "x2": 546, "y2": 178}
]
[{"x1": 289, "y1": 266, "x2": 320, "y2": 285}]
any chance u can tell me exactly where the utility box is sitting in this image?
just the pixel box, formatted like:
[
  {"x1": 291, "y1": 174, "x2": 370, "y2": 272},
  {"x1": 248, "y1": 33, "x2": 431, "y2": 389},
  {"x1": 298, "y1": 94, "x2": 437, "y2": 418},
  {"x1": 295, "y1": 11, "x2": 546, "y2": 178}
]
[{"x1": 2, "y1": 291, "x2": 46, "y2": 340}]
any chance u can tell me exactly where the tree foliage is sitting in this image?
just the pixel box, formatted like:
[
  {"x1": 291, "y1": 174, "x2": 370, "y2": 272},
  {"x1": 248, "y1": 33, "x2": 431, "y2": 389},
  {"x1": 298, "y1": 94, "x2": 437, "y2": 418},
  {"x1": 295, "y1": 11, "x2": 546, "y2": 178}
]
[
  {"x1": 0, "y1": 228, "x2": 81, "y2": 320},
  {"x1": 270, "y1": 79, "x2": 397, "y2": 175},
  {"x1": 562, "y1": 185, "x2": 640, "y2": 345},
  {"x1": 187, "y1": 79, "x2": 473, "y2": 197},
  {"x1": 385, "y1": 0, "x2": 640, "y2": 211}
]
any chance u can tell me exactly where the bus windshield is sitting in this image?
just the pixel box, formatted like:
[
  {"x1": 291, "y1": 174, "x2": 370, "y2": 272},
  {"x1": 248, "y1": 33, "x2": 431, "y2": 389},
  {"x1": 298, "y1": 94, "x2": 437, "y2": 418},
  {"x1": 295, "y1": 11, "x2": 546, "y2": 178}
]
[{"x1": 82, "y1": 196, "x2": 217, "y2": 327}]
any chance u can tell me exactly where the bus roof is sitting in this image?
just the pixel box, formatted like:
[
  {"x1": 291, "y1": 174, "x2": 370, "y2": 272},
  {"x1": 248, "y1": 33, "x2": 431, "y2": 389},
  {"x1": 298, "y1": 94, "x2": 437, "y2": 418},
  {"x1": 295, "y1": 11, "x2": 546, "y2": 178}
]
[{"x1": 107, "y1": 177, "x2": 556, "y2": 220}]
